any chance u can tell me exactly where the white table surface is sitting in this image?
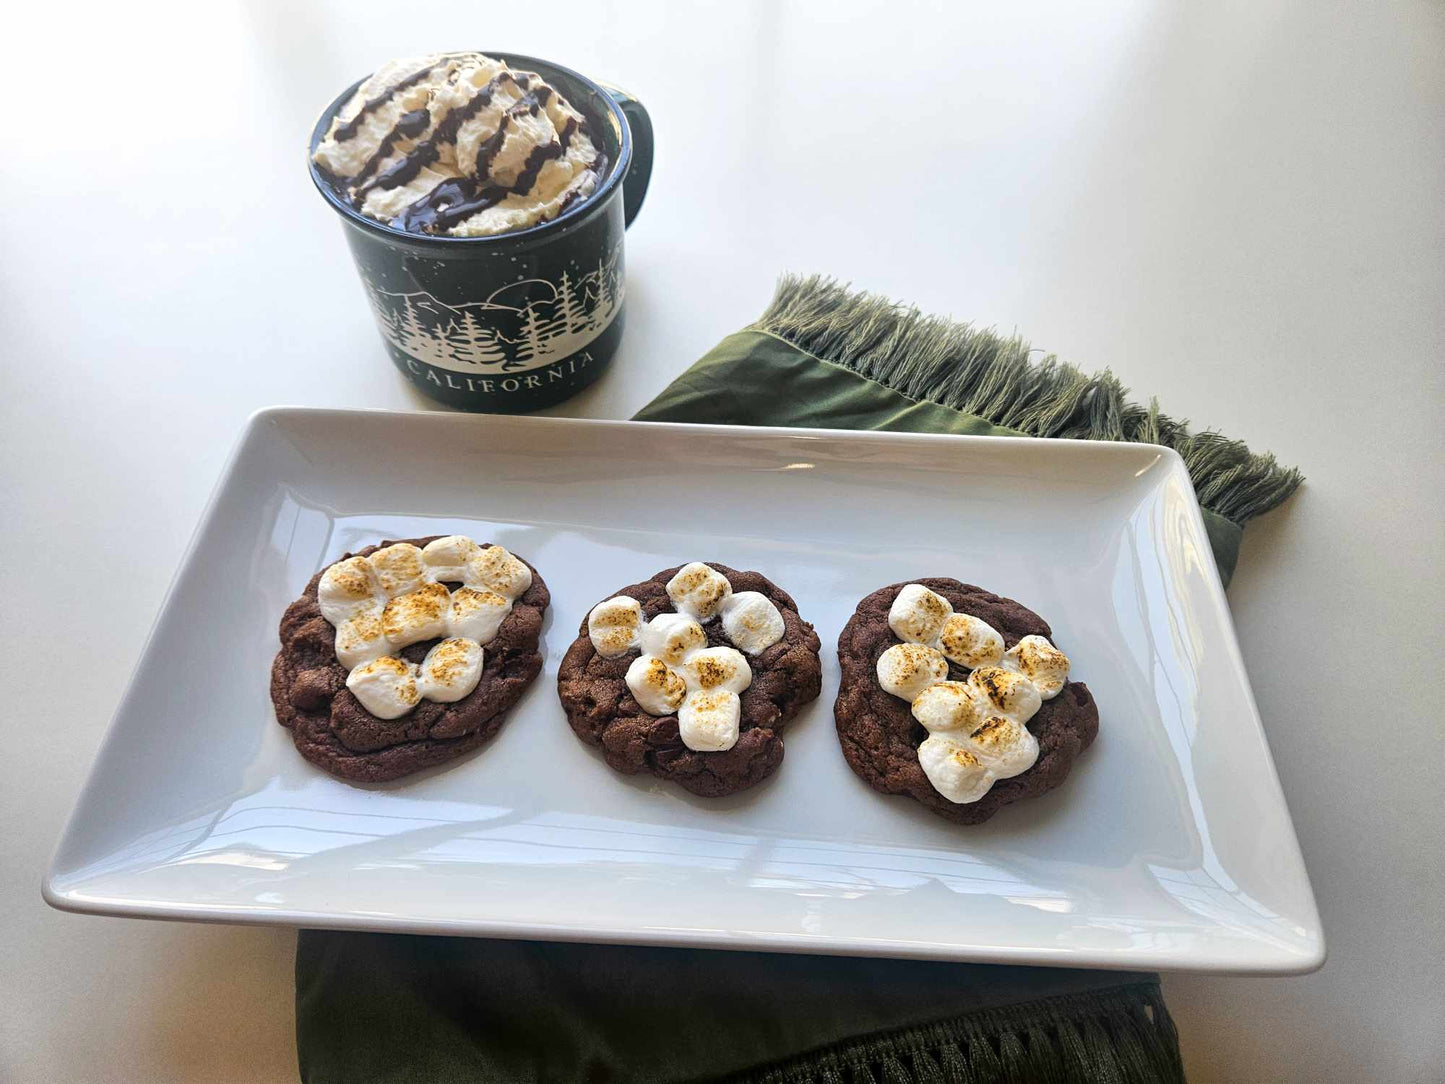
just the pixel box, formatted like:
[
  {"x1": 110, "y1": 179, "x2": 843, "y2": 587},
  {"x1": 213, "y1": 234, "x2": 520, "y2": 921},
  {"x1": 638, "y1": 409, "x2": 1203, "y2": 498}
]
[{"x1": 3, "y1": 2, "x2": 1441, "y2": 1081}]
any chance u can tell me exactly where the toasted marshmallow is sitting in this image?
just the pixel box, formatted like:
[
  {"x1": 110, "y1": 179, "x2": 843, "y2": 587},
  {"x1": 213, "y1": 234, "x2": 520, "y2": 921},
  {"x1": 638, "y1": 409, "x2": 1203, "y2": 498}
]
[
  {"x1": 918, "y1": 735, "x2": 995, "y2": 804},
  {"x1": 314, "y1": 534, "x2": 527, "y2": 719},
  {"x1": 382, "y1": 582, "x2": 452, "y2": 647},
  {"x1": 626, "y1": 655, "x2": 687, "y2": 715},
  {"x1": 640, "y1": 612, "x2": 707, "y2": 666},
  {"x1": 449, "y1": 586, "x2": 511, "y2": 643},
  {"x1": 666, "y1": 562, "x2": 733, "y2": 622},
  {"x1": 875, "y1": 583, "x2": 1066, "y2": 804},
  {"x1": 678, "y1": 689, "x2": 741, "y2": 751},
  {"x1": 420, "y1": 535, "x2": 481, "y2": 582},
  {"x1": 939, "y1": 612, "x2": 1005, "y2": 669},
  {"x1": 368, "y1": 543, "x2": 427, "y2": 596},
  {"x1": 587, "y1": 596, "x2": 643, "y2": 657},
  {"x1": 1003, "y1": 635, "x2": 1070, "y2": 699},
  {"x1": 910, "y1": 681, "x2": 984, "y2": 733},
  {"x1": 333, "y1": 608, "x2": 387, "y2": 669},
  {"x1": 888, "y1": 584, "x2": 953, "y2": 644},
  {"x1": 720, "y1": 591, "x2": 785, "y2": 655},
  {"x1": 965, "y1": 715, "x2": 1039, "y2": 776},
  {"x1": 876, "y1": 643, "x2": 950, "y2": 701},
  {"x1": 597, "y1": 564, "x2": 785, "y2": 752},
  {"x1": 469, "y1": 544, "x2": 532, "y2": 597},
  {"x1": 318, "y1": 556, "x2": 382, "y2": 625},
  {"x1": 417, "y1": 638, "x2": 484, "y2": 702},
  {"x1": 968, "y1": 666, "x2": 1042, "y2": 723},
  {"x1": 683, "y1": 646, "x2": 752, "y2": 694},
  {"x1": 346, "y1": 655, "x2": 421, "y2": 720}
]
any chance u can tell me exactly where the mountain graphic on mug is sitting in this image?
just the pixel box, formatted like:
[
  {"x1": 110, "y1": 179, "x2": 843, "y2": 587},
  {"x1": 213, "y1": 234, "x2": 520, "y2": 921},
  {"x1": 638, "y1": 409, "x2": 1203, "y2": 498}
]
[{"x1": 365, "y1": 240, "x2": 624, "y2": 373}]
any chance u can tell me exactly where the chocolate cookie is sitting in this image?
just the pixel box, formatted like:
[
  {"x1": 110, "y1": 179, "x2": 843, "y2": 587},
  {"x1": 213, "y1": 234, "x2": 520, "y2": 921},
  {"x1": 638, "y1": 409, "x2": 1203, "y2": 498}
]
[
  {"x1": 835, "y1": 579, "x2": 1098, "y2": 824},
  {"x1": 557, "y1": 563, "x2": 822, "y2": 797},
  {"x1": 271, "y1": 536, "x2": 549, "y2": 782}
]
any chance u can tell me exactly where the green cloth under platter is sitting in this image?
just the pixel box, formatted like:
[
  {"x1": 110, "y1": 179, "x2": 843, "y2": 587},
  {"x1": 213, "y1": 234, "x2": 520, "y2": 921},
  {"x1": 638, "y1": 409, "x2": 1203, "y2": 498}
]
[
  {"x1": 297, "y1": 276, "x2": 1301, "y2": 1083},
  {"x1": 298, "y1": 936, "x2": 1181, "y2": 1083}
]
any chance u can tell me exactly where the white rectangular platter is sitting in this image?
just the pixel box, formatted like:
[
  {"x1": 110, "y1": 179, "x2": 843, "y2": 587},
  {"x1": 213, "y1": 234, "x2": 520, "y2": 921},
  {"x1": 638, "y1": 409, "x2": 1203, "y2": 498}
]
[{"x1": 45, "y1": 408, "x2": 1323, "y2": 973}]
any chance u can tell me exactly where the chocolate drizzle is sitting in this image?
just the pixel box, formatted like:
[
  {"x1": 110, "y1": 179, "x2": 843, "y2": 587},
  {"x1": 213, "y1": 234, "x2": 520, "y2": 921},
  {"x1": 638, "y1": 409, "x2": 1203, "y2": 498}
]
[
  {"x1": 512, "y1": 139, "x2": 564, "y2": 193},
  {"x1": 356, "y1": 139, "x2": 439, "y2": 195},
  {"x1": 353, "y1": 71, "x2": 521, "y2": 198},
  {"x1": 552, "y1": 150, "x2": 606, "y2": 217},
  {"x1": 393, "y1": 139, "x2": 573, "y2": 235},
  {"x1": 397, "y1": 108, "x2": 431, "y2": 136},
  {"x1": 506, "y1": 84, "x2": 554, "y2": 118},
  {"x1": 394, "y1": 149, "x2": 608, "y2": 235},
  {"x1": 332, "y1": 61, "x2": 442, "y2": 142},
  {"x1": 559, "y1": 116, "x2": 579, "y2": 151},
  {"x1": 393, "y1": 178, "x2": 502, "y2": 234},
  {"x1": 473, "y1": 116, "x2": 510, "y2": 177},
  {"x1": 352, "y1": 107, "x2": 431, "y2": 187},
  {"x1": 323, "y1": 59, "x2": 606, "y2": 235}
]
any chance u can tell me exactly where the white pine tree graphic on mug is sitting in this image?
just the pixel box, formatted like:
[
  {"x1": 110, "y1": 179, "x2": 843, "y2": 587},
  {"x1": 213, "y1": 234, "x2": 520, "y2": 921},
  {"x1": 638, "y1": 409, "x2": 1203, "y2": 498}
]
[
  {"x1": 455, "y1": 310, "x2": 507, "y2": 367},
  {"x1": 514, "y1": 304, "x2": 548, "y2": 368},
  {"x1": 364, "y1": 240, "x2": 624, "y2": 374},
  {"x1": 545, "y1": 270, "x2": 586, "y2": 338}
]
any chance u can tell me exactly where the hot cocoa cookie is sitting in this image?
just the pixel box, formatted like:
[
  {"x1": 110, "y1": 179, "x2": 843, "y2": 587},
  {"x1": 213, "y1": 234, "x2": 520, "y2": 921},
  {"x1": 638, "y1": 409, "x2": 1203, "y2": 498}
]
[
  {"x1": 835, "y1": 579, "x2": 1098, "y2": 824},
  {"x1": 271, "y1": 535, "x2": 549, "y2": 783},
  {"x1": 557, "y1": 563, "x2": 822, "y2": 797}
]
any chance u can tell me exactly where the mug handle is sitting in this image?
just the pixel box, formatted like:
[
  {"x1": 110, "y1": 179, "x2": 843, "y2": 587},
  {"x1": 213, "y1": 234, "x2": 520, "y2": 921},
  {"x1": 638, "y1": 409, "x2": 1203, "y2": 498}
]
[{"x1": 601, "y1": 84, "x2": 653, "y2": 229}]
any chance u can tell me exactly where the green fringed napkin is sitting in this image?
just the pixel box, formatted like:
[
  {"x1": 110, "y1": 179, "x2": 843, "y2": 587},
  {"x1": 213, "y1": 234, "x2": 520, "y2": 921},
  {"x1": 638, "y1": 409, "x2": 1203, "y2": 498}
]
[
  {"x1": 636, "y1": 275, "x2": 1302, "y2": 587},
  {"x1": 297, "y1": 276, "x2": 1301, "y2": 1083}
]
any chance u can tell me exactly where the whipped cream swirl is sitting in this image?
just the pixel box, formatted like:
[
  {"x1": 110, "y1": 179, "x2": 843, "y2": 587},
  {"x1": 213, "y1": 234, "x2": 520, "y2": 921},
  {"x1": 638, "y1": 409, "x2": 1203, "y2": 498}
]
[{"x1": 313, "y1": 52, "x2": 606, "y2": 237}]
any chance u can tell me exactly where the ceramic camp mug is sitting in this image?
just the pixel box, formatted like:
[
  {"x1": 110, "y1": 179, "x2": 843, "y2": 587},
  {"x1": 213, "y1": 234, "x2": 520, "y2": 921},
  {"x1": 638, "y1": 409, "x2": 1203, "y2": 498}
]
[{"x1": 308, "y1": 54, "x2": 654, "y2": 412}]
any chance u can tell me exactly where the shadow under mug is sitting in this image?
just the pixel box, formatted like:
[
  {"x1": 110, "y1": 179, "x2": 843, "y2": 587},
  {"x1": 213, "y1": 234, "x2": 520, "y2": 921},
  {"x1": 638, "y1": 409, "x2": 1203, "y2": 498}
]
[{"x1": 308, "y1": 54, "x2": 655, "y2": 413}]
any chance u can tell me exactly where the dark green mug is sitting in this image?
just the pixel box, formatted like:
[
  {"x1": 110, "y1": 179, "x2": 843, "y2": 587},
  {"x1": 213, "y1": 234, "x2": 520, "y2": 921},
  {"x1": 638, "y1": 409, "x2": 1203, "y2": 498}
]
[{"x1": 308, "y1": 54, "x2": 654, "y2": 412}]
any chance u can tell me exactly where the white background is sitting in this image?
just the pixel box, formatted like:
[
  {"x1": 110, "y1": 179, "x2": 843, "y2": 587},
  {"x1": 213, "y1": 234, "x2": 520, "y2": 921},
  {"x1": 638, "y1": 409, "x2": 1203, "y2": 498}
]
[{"x1": 2, "y1": 1, "x2": 1441, "y2": 1081}]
